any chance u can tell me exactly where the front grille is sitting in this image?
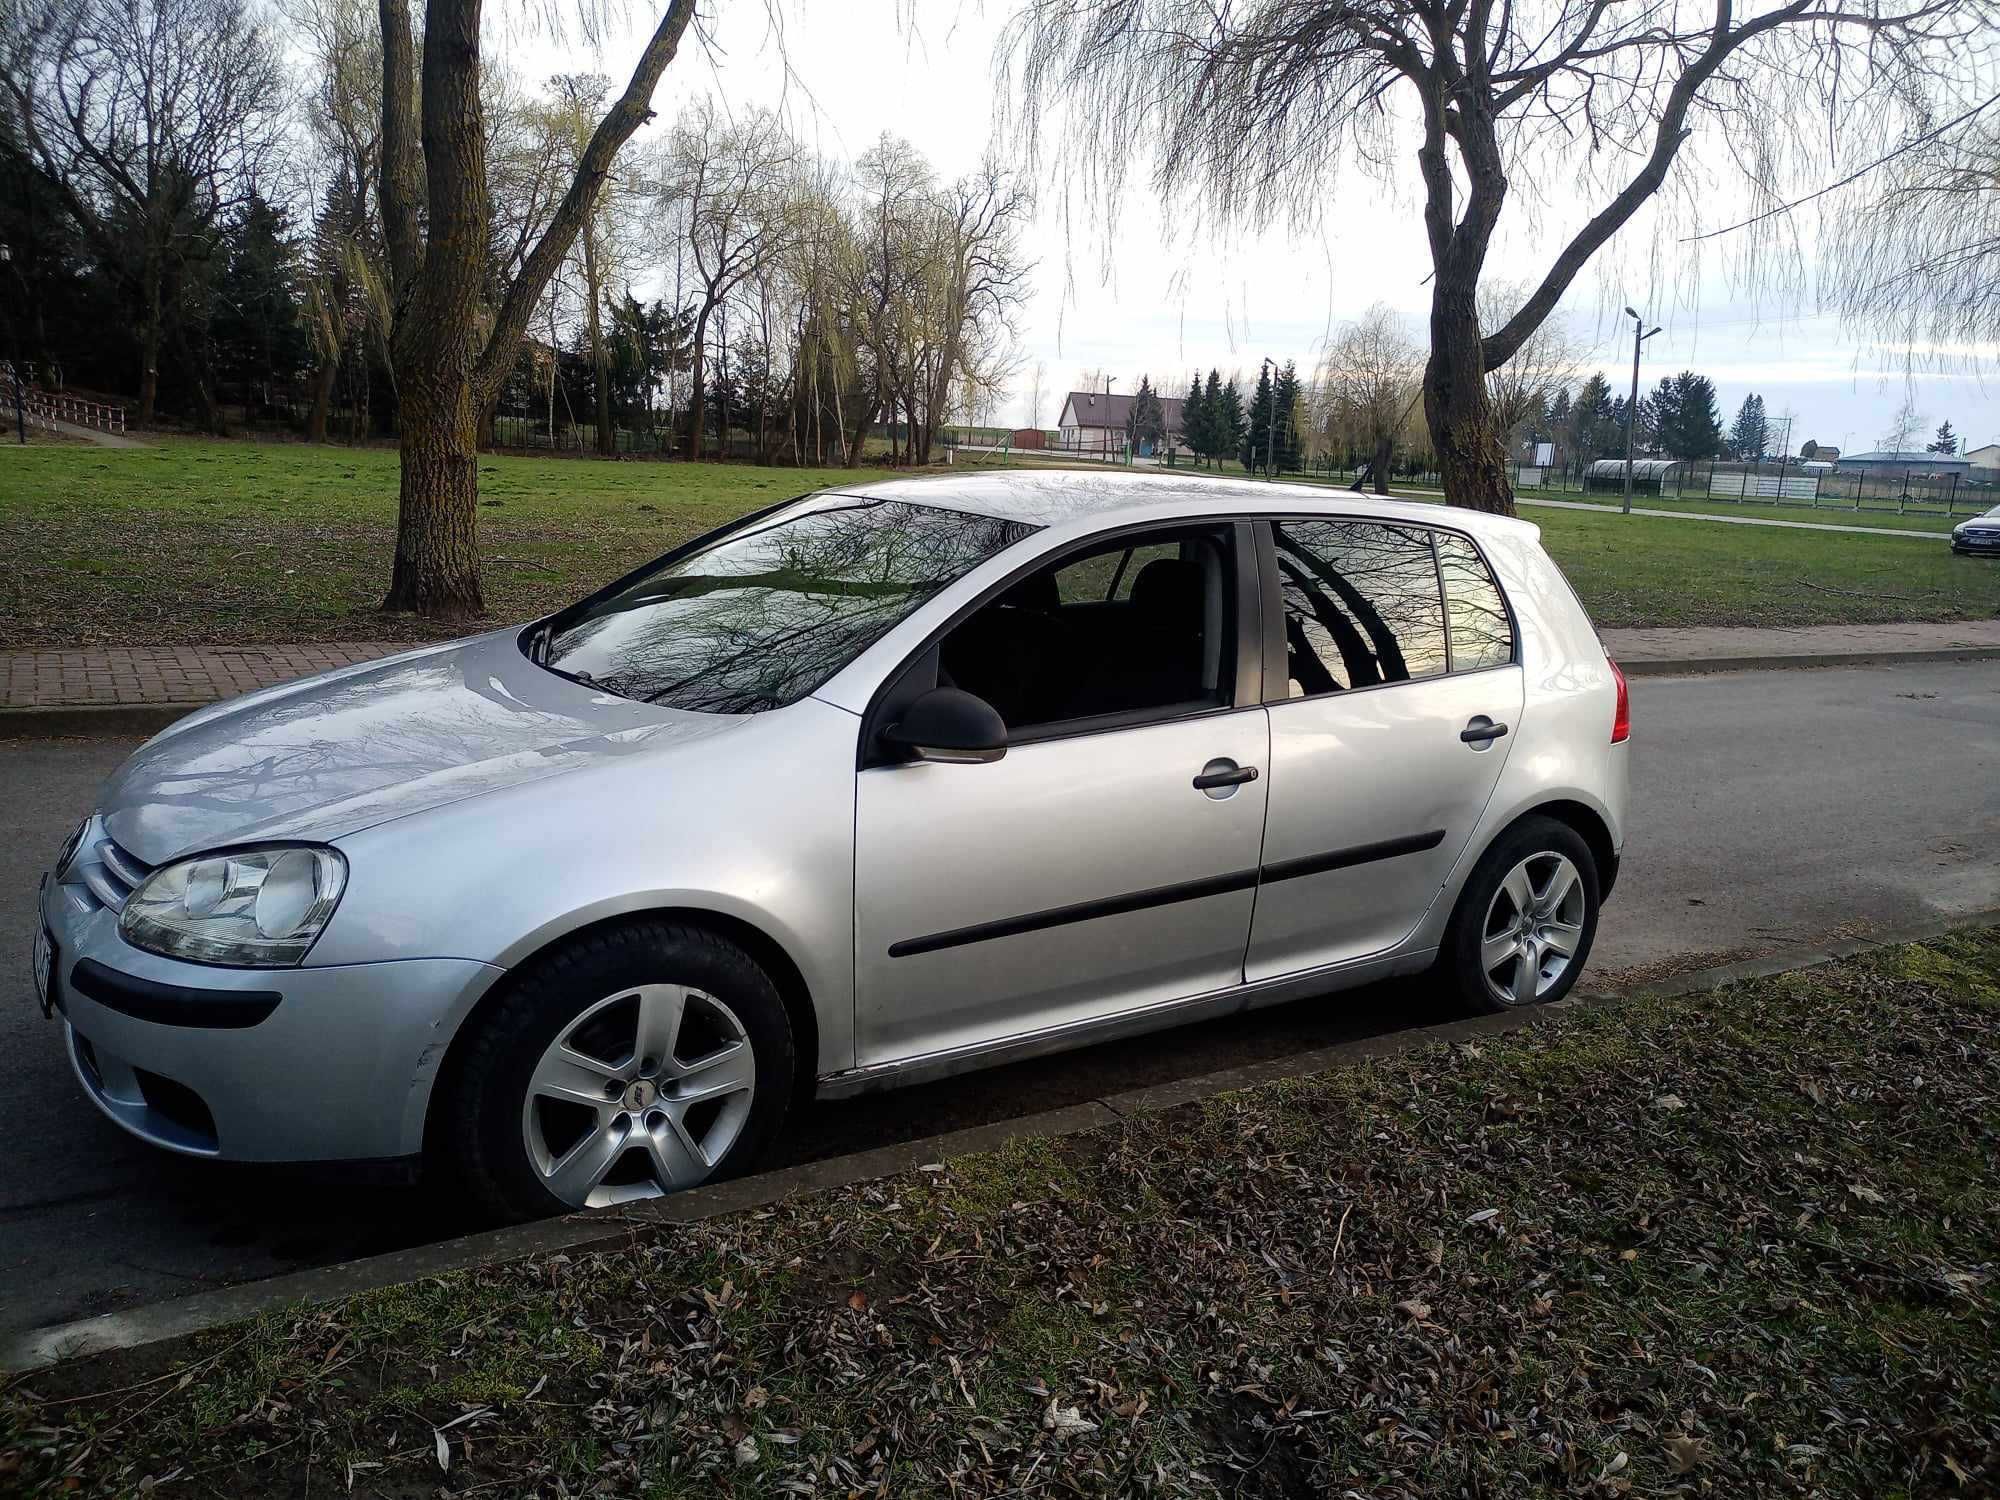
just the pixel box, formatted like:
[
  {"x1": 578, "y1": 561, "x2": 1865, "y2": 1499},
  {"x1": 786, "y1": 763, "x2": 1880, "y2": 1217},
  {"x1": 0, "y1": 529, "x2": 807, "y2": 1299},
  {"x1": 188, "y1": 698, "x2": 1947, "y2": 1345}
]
[{"x1": 66, "y1": 828, "x2": 154, "y2": 913}]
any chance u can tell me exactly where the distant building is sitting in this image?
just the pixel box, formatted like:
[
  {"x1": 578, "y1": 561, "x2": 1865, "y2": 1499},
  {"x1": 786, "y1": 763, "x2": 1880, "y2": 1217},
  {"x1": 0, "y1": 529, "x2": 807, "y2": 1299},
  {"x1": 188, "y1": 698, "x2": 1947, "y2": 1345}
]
[
  {"x1": 1963, "y1": 442, "x2": 2000, "y2": 479},
  {"x1": 1056, "y1": 389, "x2": 1187, "y2": 457},
  {"x1": 1008, "y1": 428, "x2": 1047, "y2": 450},
  {"x1": 1838, "y1": 449, "x2": 1972, "y2": 477}
]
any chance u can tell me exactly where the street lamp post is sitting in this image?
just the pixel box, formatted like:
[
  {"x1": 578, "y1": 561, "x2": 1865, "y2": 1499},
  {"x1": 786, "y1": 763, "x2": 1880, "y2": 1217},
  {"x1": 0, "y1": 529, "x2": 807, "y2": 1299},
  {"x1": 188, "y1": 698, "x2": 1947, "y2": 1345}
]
[{"x1": 1621, "y1": 306, "x2": 1660, "y2": 515}]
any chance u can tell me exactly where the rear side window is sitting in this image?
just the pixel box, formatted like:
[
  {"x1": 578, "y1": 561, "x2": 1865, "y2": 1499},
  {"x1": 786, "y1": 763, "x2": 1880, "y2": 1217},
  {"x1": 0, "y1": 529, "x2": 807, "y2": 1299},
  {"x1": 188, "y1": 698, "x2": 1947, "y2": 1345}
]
[
  {"x1": 1435, "y1": 533, "x2": 1515, "y2": 671},
  {"x1": 1272, "y1": 520, "x2": 1449, "y2": 695}
]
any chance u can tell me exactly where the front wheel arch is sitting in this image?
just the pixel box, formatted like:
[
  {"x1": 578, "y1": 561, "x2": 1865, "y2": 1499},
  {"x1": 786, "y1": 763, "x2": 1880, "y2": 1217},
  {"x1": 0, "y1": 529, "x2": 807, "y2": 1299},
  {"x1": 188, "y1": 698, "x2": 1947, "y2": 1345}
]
[{"x1": 421, "y1": 906, "x2": 821, "y2": 1166}]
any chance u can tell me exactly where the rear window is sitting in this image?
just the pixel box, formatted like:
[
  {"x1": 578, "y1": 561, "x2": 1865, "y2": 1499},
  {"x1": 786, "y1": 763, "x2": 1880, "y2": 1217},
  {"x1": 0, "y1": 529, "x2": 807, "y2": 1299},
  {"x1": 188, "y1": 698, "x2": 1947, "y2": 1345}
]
[
  {"x1": 1272, "y1": 519, "x2": 1450, "y2": 695},
  {"x1": 540, "y1": 499, "x2": 1036, "y2": 713},
  {"x1": 1435, "y1": 532, "x2": 1515, "y2": 671}
]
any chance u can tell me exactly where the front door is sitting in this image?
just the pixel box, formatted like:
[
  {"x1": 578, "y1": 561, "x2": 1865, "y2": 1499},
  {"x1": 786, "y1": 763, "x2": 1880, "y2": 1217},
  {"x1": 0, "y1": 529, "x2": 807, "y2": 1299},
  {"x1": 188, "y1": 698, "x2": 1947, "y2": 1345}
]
[
  {"x1": 1245, "y1": 519, "x2": 1522, "y2": 980},
  {"x1": 852, "y1": 521, "x2": 1268, "y2": 1066}
]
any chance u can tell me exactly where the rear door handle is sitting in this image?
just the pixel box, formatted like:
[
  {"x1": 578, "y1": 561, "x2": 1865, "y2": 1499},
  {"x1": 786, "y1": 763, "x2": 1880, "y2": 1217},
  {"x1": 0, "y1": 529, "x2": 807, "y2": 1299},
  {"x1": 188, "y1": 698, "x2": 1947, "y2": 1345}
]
[
  {"x1": 1193, "y1": 762, "x2": 1260, "y2": 790},
  {"x1": 1460, "y1": 718, "x2": 1509, "y2": 745}
]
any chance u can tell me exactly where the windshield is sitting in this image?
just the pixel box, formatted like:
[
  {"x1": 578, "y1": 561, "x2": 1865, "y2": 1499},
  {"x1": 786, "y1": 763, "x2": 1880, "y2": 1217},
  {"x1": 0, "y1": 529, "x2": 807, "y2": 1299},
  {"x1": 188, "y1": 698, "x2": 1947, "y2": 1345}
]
[{"x1": 538, "y1": 497, "x2": 1037, "y2": 713}]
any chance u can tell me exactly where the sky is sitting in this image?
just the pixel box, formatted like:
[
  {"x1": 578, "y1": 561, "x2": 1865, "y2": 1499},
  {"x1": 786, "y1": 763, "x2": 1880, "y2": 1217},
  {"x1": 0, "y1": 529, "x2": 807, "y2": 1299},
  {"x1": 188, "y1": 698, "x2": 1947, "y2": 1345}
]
[{"x1": 514, "y1": 0, "x2": 1997, "y2": 456}]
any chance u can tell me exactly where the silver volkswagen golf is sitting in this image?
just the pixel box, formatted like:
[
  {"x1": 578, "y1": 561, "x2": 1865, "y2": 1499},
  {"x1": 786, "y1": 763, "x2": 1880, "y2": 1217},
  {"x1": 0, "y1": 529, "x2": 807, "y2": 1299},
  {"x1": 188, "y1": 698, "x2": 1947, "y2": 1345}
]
[{"x1": 34, "y1": 473, "x2": 1629, "y2": 1219}]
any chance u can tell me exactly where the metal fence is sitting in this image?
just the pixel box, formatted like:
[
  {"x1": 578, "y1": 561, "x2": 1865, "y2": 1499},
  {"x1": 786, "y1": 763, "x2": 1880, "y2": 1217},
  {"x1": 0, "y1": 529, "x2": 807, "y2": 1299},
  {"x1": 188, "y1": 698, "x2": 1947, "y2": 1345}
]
[{"x1": 1514, "y1": 458, "x2": 1988, "y2": 515}]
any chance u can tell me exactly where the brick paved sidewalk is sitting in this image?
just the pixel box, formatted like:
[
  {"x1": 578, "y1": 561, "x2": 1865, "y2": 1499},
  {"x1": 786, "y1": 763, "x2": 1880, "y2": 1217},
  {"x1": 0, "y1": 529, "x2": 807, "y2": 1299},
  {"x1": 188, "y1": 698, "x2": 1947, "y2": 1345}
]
[
  {"x1": 2, "y1": 642, "x2": 419, "y2": 709},
  {"x1": 3, "y1": 620, "x2": 1999, "y2": 716}
]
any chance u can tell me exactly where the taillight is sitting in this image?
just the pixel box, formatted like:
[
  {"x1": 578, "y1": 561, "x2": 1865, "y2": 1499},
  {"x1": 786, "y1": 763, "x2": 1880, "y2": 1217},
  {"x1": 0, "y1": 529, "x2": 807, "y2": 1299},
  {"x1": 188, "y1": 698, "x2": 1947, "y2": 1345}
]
[{"x1": 1607, "y1": 652, "x2": 1630, "y2": 744}]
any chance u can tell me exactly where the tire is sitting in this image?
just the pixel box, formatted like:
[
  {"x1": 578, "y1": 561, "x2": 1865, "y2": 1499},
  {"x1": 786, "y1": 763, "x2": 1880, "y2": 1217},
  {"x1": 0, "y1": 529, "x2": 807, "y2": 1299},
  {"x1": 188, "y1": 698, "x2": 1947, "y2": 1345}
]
[
  {"x1": 1438, "y1": 815, "x2": 1600, "y2": 1015},
  {"x1": 439, "y1": 919, "x2": 795, "y2": 1223}
]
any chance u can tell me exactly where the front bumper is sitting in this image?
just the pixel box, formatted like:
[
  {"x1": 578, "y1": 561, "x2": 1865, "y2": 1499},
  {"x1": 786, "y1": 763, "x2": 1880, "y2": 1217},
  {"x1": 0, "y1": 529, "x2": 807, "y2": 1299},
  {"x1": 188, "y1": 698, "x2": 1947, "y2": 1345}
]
[
  {"x1": 1951, "y1": 531, "x2": 2000, "y2": 554},
  {"x1": 39, "y1": 871, "x2": 504, "y2": 1164}
]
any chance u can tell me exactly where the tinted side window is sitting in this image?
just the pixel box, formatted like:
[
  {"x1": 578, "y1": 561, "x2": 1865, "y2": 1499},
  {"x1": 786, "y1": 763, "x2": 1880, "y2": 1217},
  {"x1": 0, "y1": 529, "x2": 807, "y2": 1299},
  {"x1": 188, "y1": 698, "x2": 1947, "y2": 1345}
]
[
  {"x1": 941, "y1": 528, "x2": 1233, "y2": 733},
  {"x1": 1436, "y1": 533, "x2": 1515, "y2": 671},
  {"x1": 1272, "y1": 520, "x2": 1448, "y2": 696}
]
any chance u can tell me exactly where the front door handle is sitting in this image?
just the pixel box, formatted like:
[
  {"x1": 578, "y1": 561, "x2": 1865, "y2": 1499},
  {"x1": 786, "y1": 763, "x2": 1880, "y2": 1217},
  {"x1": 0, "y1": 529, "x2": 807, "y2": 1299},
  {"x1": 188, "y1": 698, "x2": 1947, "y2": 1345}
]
[
  {"x1": 1193, "y1": 760, "x2": 1260, "y2": 791},
  {"x1": 1460, "y1": 717, "x2": 1509, "y2": 746}
]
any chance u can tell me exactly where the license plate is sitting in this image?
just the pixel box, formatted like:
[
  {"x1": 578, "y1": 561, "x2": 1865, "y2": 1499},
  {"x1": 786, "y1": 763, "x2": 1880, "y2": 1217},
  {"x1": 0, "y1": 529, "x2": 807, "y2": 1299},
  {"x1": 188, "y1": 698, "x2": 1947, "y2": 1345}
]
[{"x1": 32, "y1": 922, "x2": 56, "y2": 1019}]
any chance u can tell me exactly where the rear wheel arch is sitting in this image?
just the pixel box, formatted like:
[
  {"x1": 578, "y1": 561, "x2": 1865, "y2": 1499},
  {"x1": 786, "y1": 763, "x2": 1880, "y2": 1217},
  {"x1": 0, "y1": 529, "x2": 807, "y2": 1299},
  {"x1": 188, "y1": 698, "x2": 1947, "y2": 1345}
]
[
  {"x1": 422, "y1": 906, "x2": 822, "y2": 1162},
  {"x1": 1527, "y1": 799, "x2": 1618, "y2": 901}
]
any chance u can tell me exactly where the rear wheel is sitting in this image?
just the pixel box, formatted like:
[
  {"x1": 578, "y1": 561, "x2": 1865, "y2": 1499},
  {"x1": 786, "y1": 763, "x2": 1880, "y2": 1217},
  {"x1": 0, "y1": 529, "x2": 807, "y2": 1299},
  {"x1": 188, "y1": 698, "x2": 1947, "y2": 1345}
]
[
  {"x1": 441, "y1": 921, "x2": 794, "y2": 1222},
  {"x1": 1441, "y1": 816, "x2": 1599, "y2": 1014}
]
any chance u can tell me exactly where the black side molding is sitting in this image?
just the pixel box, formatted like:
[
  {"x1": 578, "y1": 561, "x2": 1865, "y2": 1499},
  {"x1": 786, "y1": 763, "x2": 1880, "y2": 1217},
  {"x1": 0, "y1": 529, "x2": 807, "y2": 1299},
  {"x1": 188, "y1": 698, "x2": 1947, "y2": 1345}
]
[
  {"x1": 889, "y1": 829, "x2": 1448, "y2": 957},
  {"x1": 1249, "y1": 829, "x2": 1447, "y2": 886},
  {"x1": 69, "y1": 958, "x2": 282, "y2": 1029},
  {"x1": 888, "y1": 867, "x2": 1261, "y2": 958}
]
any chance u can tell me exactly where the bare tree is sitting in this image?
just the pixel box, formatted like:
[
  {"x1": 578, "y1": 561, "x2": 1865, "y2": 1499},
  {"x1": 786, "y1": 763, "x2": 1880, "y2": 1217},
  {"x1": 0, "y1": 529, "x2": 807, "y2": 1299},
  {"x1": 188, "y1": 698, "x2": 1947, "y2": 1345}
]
[
  {"x1": 1315, "y1": 303, "x2": 1424, "y2": 495},
  {"x1": 372, "y1": 0, "x2": 699, "y2": 617},
  {"x1": 906, "y1": 161, "x2": 1033, "y2": 464},
  {"x1": 2, "y1": 0, "x2": 285, "y2": 428},
  {"x1": 1001, "y1": 0, "x2": 1988, "y2": 515},
  {"x1": 1879, "y1": 391, "x2": 1925, "y2": 455},
  {"x1": 1024, "y1": 357, "x2": 1047, "y2": 428},
  {"x1": 289, "y1": 0, "x2": 383, "y2": 442},
  {"x1": 656, "y1": 101, "x2": 801, "y2": 460}
]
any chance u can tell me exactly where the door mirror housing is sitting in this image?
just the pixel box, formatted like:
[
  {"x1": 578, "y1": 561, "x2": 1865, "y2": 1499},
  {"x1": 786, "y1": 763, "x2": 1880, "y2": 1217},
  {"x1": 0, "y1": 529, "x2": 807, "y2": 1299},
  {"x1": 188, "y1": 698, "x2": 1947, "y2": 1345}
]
[{"x1": 883, "y1": 687, "x2": 1008, "y2": 764}]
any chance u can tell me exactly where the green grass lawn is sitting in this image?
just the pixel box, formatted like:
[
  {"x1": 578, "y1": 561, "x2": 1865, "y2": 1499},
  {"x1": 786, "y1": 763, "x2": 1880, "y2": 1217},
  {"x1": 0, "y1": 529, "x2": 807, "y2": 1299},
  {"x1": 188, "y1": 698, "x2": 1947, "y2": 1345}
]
[
  {"x1": 2, "y1": 437, "x2": 1996, "y2": 646},
  {"x1": 9, "y1": 929, "x2": 1998, "y2": 1496}
]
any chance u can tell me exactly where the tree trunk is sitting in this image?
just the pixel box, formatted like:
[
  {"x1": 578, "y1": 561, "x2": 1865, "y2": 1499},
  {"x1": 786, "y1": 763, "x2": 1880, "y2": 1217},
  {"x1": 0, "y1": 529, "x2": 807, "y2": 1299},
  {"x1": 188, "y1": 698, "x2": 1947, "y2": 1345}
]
[
  {"x1": 1423, "y1": 285, "x2": 1514, "y2": 515},
  {"x1": 306, "y1": 357, "x2": 339, "y2": 442},
  {"x1": 583, "y1": 230, "x2": 613, "y2": 456},
  {"x1": 477, "y1": 386, "x2": 498, "y2": 450},
  {"x1": 383, "y1": 376, "x2": 483, "y2": 616},
  {"x1": 136, "y1": 262, "x2": 162, "y2": 428},
  {"x1": 1371, "y1": 433, "x2": 1393, "y2": 496},
  {"x1": 684, "y1": 305, "x2": 711, "y2": 460}
]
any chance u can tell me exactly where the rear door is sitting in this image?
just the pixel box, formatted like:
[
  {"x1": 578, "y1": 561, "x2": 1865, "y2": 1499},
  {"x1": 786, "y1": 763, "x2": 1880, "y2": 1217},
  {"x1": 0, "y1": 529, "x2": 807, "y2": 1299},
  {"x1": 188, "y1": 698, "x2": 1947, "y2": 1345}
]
[{"x1": 1244, "y1": 520, "x2": 1522, "y2": 981}]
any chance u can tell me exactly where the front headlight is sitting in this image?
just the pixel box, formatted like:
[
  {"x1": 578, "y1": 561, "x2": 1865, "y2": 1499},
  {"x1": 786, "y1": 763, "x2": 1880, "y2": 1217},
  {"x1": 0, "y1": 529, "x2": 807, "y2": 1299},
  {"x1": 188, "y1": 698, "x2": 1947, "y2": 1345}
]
[{"x1": 119, "y1": 846, "x2": 348, "y2": 967}]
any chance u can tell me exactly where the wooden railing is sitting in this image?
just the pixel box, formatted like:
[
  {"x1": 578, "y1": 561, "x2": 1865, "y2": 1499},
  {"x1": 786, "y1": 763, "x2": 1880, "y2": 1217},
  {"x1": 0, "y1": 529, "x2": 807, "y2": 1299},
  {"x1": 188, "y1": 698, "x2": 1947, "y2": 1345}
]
[{"x1": 2, "y1": 365, "x2": 128, "y2": 436}]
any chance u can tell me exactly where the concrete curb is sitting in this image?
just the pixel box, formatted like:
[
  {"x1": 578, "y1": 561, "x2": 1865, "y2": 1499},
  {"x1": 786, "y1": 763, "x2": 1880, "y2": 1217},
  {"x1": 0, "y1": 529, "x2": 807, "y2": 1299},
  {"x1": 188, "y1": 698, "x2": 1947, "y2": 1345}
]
[
  {"x1": 3, "y1": 648, "x2": 1995, "y2": 736},
  {"x1": 1617, "y1": 645, "x2": 2000, "y2": 677},
  {"x1": 10, "y1": 904, "x2": 1999, "y2": 1378},
  {"x1": 0, "y1": 703, "x2": 202, "y2": 739}
]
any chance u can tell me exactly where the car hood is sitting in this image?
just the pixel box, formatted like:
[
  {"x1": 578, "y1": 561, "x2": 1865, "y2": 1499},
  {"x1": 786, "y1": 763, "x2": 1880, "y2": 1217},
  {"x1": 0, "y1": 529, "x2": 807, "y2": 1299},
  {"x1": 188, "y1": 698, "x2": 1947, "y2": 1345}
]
[{"x1": 99, "y1": 630, "x2": 743, "y2": 865}]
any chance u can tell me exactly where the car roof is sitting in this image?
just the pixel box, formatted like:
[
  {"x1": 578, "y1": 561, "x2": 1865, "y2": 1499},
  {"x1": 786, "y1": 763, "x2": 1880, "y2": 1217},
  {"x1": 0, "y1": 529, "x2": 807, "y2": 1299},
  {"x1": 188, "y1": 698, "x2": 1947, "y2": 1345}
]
[{"x1": 825, "y1": 468, "x2": 1540, "y2": 540}]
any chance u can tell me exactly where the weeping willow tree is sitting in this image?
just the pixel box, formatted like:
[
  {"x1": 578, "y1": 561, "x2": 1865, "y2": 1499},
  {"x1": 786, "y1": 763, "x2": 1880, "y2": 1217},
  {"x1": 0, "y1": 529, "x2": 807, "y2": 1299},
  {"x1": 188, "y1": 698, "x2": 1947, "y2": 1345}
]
[
  {"x1": 999, "y1": 0, "x2": 1994, "y2": 515},
  {"x1": 1828, "y1": 102, "x2": 2000, "y2": 364}
]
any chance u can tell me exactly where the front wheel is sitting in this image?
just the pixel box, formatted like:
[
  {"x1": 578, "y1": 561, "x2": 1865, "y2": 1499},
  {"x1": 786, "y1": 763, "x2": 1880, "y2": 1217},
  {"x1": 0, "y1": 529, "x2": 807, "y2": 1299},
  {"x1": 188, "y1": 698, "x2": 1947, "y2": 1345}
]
[
  {"x1": 440, "y1": 921, "x2": 795, "y2": 1222},
  {"x1": 1440, "y1": 816, "x2": 1600, "y2": 1014}
]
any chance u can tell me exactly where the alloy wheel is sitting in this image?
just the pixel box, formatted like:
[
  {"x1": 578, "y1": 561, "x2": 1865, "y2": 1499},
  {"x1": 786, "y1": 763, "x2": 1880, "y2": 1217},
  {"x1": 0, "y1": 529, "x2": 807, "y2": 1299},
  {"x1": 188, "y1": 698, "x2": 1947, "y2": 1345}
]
[
  {"x1": 1479, "y1": 852, "x2": 1586, "y2": 1008},
  {"x1": 519, "y1": 983, "x2": 757, "y2": 1208}
]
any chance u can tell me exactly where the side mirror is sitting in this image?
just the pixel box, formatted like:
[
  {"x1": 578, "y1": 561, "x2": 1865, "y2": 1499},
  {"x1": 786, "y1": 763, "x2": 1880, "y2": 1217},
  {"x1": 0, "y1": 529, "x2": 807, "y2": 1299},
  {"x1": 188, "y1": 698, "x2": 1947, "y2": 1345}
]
[{"x1": 883, "y1": 687, "x2": 1007, "y2": 765}]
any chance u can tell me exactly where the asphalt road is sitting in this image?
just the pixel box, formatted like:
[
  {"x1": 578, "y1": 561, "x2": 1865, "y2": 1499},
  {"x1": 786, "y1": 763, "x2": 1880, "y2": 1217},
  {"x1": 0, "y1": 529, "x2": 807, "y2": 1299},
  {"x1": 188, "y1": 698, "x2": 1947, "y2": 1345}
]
[{"x1": 3, "y1": 660, "x2": 1996, "y2": 1338}]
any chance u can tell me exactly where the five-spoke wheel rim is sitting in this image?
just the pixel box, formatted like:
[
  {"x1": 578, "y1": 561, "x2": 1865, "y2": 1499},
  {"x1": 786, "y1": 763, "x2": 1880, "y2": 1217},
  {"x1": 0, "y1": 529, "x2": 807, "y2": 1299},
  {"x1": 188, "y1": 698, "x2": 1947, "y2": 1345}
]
[
  {"x1": 520, "y1": 984, "x2": 756, "y2": 1208},
  {"x1": 1480, "y1": 852, "x2": 1586, "y2": 1008}
]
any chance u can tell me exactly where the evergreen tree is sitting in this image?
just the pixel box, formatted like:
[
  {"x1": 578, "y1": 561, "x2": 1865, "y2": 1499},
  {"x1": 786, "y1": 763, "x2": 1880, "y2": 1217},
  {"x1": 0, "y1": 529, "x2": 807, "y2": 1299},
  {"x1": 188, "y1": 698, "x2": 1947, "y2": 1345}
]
[
  {"x1": 1726, "y1": 392, "x2": 1769, "y2": 460},
  {"x1": 1215, "y1": 375, "x2": 1245, "y2": 465},
  {"x1": 1928, "y1": 420, "x2": 1959, "y2": 454},
  {"x1": 1606, "y1": 394, "x2": 1630, "y2": 453},
  {"x1": 1242, "y1": 363, "x2": 1275, "y2": 472},
  {"x1": 1272, "y1": 360, "x2": 1303, "y2": 473},
  {"x1": 1127, "y1": 374, "x2": 1165, "y2": 451},
  {"x1": 1566, "y1": 373, "x2": 1617, "y2": 461},
  {"x1": 210, "y1": 193, "x2": 308, "y2": 414},
  {"x1": 1198, "y1": 369, "x2": 1225, "y2": 466},
  {"x1": 1663, "y1": 371, "x2": 1724, "y2": 460},
  {"x1": 1640, "y1": 375, "x2": 1677, "y2": 454},
  {"x1": 1180, "y1": 371, "x2": 1204, "y2": 462}
]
